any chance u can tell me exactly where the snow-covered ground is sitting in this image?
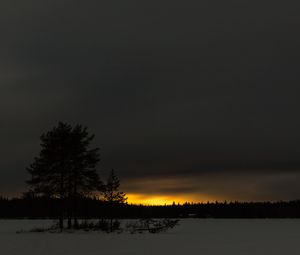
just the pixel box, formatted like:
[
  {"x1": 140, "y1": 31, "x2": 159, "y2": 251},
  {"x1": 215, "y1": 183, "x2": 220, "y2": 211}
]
[{"x1": 1, "y1": 219, "x2": 300, "y2": 254}]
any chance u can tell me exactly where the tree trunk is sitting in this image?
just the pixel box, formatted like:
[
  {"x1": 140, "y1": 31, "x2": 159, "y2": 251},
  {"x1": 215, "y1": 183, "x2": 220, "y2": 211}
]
[
  {"x1": 59, "y1": 215, "x2": 64, "y2": 230},
  {"x1": 73, "y1": 177, "x2": 79, "y2": 229},
  {"x1": 73, "y1": 194, "x2": 79, "y2": 230},
  {"x1": 110, "y1": 218, "x2": 113, "y2": 232},
  {"x1": 67, "y1": 184, "x2": 72, "y2": 229},
  {"x1": 67, "y1": 213, "x2": 72, "y2": 229},
  {"x1": 74, "y1": 217, "x2": 79, "y2": 229},
  {"x1": 60, "y1": 170, "x2": 65, "y2": 230}
]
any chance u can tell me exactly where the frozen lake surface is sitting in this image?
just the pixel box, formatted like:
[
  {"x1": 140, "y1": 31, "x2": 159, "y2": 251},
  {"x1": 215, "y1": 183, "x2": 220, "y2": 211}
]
[{"x1": 1, "y1": 219, "x2": 300, "y2": 254}]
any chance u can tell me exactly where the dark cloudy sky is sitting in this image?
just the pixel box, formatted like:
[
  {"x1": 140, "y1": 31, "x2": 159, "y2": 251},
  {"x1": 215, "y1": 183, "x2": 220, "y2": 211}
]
[{"x1": 1, "y1": 0, "x2": 300, "y2": 202}]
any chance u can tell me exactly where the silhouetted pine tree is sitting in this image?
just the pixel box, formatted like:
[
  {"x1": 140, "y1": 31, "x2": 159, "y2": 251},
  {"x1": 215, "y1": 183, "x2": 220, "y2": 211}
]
[
  {"x1": 26, "y1": 122, "x2": 102, "y2": 229},
  {"x1": 103, "y1": 169, "x2": 127, "y2": 231}
]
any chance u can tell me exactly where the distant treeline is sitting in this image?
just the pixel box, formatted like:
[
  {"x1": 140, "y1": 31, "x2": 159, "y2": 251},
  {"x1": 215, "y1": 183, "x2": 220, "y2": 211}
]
[{"x1": 1, "y1": 197, "x2": 300, "y2": 219}]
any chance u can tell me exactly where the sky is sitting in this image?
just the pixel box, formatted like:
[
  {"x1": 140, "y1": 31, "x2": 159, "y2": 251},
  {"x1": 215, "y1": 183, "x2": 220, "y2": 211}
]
[{"x1": 1, "y1": 0, "x2": 300, "y2": 204}]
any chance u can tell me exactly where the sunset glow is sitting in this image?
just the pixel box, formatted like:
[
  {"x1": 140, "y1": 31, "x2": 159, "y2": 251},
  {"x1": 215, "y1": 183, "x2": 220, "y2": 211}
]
[{"x1": 126, "y1": 193, "x2": 217, "y2": 205}]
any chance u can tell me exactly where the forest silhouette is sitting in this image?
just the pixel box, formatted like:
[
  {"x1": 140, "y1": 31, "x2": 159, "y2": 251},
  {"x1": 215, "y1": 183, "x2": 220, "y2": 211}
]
[{"x1": 1, "y1": 122, "x2": 300, "y2": 228}]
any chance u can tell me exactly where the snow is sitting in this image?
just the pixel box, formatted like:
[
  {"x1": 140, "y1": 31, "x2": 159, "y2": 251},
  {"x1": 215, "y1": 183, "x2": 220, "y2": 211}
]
[{"x1": 1, "y1": 219, "x2": 300, "y2": 254}]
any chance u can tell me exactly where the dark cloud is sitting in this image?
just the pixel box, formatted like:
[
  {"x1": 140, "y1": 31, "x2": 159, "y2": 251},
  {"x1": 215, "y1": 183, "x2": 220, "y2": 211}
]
[{"x1": 1, "y1": 0, "x2": 300, "y2": 200}]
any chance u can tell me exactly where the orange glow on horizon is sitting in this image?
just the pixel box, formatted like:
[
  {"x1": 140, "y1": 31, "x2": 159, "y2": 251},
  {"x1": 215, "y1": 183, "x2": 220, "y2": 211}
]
[{"x1": 126, "y1": 193, "x2": 218, "y2": 205}]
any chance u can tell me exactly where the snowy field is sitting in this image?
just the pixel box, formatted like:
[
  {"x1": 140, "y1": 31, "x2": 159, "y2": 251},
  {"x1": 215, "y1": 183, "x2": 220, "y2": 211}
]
[{"x1": 1, "y1": 219, "x2": 300, "y2": 255}]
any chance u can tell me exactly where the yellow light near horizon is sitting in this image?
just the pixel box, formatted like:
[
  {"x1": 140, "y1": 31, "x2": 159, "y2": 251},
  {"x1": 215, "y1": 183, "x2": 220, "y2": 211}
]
[
  {"x1": 122, "y1": 176, "x2": 225, "y2": 205},
  {"x1": 127, "y1": 194, "x2": 177, "y2": 205},
  {"x1": 126, "y1": 193, "x2": 214, "y2": 205}
]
